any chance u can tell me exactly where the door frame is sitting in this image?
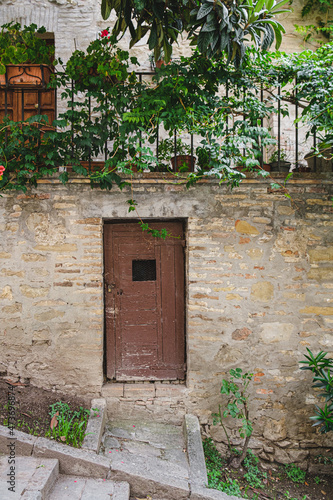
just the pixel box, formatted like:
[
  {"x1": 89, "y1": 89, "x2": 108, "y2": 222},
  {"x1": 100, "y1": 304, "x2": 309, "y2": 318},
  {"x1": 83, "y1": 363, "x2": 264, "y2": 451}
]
[{"x1": 102, "y1": 218, "x2": 187, "y2": 381}]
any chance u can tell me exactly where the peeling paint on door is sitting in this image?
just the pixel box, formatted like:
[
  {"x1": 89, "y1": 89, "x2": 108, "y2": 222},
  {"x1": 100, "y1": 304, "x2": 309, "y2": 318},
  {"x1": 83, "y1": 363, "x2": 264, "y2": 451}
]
[{"x1": 104, "y1": 221, "x2": 186, "y2": 381}]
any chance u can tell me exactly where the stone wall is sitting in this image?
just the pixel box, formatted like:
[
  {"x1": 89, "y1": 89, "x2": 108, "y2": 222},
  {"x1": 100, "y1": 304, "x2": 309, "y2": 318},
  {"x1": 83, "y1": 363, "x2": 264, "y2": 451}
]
[{"x1": 1, "y1": 172, "x2": 333, "y2": 464}]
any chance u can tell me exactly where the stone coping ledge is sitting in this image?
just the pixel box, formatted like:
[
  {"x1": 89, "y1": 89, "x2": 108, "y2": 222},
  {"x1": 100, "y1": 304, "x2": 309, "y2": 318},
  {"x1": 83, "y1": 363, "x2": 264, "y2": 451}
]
[
  {"x1": 82, "y1": 397, "x2": 107, "y2": 454},
  {"x1": 30, "y1": 170, "x2": 333, "y2": 187},
  {"x1": 184, "y1": 414, "x2": 208, "y2": 488}
]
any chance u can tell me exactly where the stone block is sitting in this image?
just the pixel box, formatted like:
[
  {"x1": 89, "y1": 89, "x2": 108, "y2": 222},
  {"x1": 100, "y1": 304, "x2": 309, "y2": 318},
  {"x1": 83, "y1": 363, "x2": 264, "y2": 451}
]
[
  {"x1": 235, "y1": 220, "x2": 260, "y2": 236},
  {"x1": 307, "y1": 268, "x2": 333, "y2": 281},
  {"x1": 263, "y1": 418, "x2": 287, "y2": 442},
  {"x1": 102, "y1": 384, "x2": 124, "y2": 398},
  {"x1": 0, "y1": 285, "x2": 13, "y2": 300},
  {"x1": 0, "y1": 424, "x2": 37, "y2": 456},
  {"x1": 110, "y1": 452, "x2": 189, "y2": 500},
  {"x1": 287, "y1": 449, "x2": 309, "y2": 463},
  {"x1": 232, "y1": 327, "x2": 252, "y2": 341},
  {"x1": 25, "y1": 458, "x2": 59, "y2": 498},
  {"x1": 33, "y1": 437, "x2": 111, "y2": 477},
  {"x1": 124, "y1": 384, "x2": 155, "y2": 398},
  {"x1": 274, "y1": 448, "x2": 308, "y2": 465},
  {"x1": 300, "y1": 306, "x2": 333, "y2": 315},
  {"x1": 155, "y1": 383, "x2": 186, "y2": 398},
  {"x1": 20, "y1": 285, "x2": 50, "y2": 298},
  {"x1": 184, "y1": 414, "x2": 207, "y2": 488},
  {"x1": 260, "y1": 322, "x2": 294, "y2": 343},
  {"x1": 274, "y1": 447, "x2": 290, "y2": 464},
  {"x1": 309, "y1": 247, "x2": 333, "y2": 263},
  {"x1": 191, "y1": 484, "x2": 246, "y2": 500},
  {"x1": 82, "y1": 398, "x2": 107, "y2": 453},
  {"x1": 251, "y1": 281, "x2": 274, "y2": 302}
]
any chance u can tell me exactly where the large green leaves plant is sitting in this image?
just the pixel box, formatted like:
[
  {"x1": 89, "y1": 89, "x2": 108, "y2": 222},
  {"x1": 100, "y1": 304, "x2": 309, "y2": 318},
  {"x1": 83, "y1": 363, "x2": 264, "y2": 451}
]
[{"x1": 101, "y1": 0, "x2": 290, "y2": 66}]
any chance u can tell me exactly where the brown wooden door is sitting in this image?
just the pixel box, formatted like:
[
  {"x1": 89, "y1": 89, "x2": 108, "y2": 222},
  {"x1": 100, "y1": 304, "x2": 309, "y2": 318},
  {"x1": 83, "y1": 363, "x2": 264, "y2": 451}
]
[
  {"x1": 0, "y1": 88, "x2": 55, "y2": 124},
  {"x1": 104, "y1": 222, "x2": 185, "y2": 381}
]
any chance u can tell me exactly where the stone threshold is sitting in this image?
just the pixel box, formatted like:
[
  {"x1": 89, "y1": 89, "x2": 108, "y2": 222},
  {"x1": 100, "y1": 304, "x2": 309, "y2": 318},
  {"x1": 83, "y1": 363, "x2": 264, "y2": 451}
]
[{"x1": 101, "y1": 381, "x2": 186, "y2": 399}]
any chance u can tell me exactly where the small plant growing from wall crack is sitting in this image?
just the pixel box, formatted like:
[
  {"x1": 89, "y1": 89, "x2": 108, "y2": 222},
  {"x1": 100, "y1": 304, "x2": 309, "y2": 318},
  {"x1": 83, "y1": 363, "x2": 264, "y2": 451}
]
[{"x1": 212, "y1": 367, "x2": 253, "y2": 468}]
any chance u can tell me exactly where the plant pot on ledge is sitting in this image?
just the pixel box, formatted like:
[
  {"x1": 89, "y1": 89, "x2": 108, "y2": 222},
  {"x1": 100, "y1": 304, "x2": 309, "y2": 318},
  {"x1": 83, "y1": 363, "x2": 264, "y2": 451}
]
[
  {"x1": 171, "y1": 154, "x2": 196, "y2": 172},
  {"x1": 292, "y1": 164, "x2": 311, "y2": 173},
  {"x1": 0, "y1": 64, "x2": 53, "y2": 87},
  {"x1": 270, "y1": 160, "x2": 291, "y2": 172}
]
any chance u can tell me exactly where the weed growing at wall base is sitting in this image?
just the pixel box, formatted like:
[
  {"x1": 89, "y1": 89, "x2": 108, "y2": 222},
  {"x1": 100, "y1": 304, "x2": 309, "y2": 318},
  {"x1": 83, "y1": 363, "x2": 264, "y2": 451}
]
[
  {"x1": 284, "y1": 464, "x2": 306, "y2": 484},
  {"x1": 203, "y1": 438, "x2": 331, "y2": 499},
  {"x1": 212, "y1": 367, "x2": 253, "y2": 468},
  {"x1": 45, "y1": 401, "x2": 91, "y2": 447}
]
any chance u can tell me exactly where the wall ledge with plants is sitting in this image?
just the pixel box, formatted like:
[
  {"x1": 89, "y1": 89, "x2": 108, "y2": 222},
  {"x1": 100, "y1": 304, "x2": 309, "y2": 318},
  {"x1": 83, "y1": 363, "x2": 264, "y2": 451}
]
[{"x1": 0, "y1": 24, "x2": 332, "y2": 205}]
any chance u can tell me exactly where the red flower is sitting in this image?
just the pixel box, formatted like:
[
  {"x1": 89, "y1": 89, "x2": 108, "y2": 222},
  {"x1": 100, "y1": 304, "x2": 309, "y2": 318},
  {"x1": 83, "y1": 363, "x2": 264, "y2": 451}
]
[
  {"x1": 0, "y1": 165, "x2": 5, "y2": 179},
  {"x1": 100, "y1": 29, "x2": 109, "y2": 38}
]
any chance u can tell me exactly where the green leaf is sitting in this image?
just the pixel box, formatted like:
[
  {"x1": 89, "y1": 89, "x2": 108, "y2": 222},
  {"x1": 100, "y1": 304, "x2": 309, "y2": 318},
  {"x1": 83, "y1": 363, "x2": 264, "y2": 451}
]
[
  {"x1": 270, "y1": 0, "x2": 291, "y2": 13},
  {"x1": 101, "y1": 0, "x2": 113, "y2": 20},
  {"x1": 197, "y1": 3, "x2": 214, "y2": 20},
  {"x1": 148, "y1": 21, "x2": 158, "y2": 50}
]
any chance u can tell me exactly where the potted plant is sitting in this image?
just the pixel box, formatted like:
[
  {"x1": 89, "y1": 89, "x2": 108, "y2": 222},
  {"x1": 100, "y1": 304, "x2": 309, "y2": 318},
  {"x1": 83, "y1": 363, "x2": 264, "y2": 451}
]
[
  {"x1": 158, "y1": 137, "x2": 195, "y2": 172},
  {"x1": 269, "y1": 149, "x2": 291, "y2": 172},
  {"x1": 304, "y1": 149, "x2": 332, "y2": 172},
  {"x1": 64, "y1": 29, "x2": 137, "y2": 91},
  {"x1": 0, "y1": 22, "x2": 56, "y2": 86},
  {"x1": 149, "y1": 48, "x2": 171, "y2": 70}
]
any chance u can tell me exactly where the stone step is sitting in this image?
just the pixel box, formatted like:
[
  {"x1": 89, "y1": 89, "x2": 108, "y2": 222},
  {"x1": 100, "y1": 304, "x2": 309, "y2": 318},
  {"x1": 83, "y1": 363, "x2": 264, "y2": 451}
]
[
  {"x1": 48, "y1": 475, "x2": 130, "y2": 500},
  {"x1": 0, "y1": 456, "x2": 58, "y2": 500}
]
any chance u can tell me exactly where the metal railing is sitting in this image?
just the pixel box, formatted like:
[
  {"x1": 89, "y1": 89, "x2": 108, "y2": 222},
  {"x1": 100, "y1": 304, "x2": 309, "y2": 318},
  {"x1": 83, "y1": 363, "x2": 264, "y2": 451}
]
[{"x1": 0, "y1": 68, "x2": 331, "y2": 173}]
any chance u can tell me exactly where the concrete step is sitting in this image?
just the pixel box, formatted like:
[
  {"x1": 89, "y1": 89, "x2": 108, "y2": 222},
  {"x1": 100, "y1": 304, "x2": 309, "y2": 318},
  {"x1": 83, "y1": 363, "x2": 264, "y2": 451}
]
[
  {"x1": 0, "y1": 456, "x2": 58, "y2": 500},
  {"x1": 100, "y1": 418, "x2": 191, "y2": 499},
  {"x1": 48, "y1": 475, "x2": 130, "y2": 500}
]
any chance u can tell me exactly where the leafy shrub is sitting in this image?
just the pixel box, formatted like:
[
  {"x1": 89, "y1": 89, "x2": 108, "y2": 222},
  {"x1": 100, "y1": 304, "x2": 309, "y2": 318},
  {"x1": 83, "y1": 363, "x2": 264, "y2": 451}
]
[{"x1": 300, "y1": 348, "x2": 333, "y2": 433}]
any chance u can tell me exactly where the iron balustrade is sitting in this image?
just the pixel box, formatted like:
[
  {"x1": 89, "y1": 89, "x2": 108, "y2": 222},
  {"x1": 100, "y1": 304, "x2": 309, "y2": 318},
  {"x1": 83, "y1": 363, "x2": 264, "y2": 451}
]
[{"x1": 0, "y1": 69, "x2": 331, "y2": 173}]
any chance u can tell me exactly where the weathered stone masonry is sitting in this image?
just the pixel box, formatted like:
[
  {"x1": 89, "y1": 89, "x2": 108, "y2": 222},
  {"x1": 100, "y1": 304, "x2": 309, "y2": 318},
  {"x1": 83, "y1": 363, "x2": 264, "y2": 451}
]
[{"x1": 1, "y1": 172, "x2": 333, "y2": 465}]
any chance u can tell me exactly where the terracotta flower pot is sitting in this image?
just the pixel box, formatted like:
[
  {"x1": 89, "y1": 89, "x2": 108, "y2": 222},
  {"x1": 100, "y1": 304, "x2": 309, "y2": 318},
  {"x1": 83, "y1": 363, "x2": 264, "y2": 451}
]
[
  {"x1": 170, "y1": 155, "x2": 196, "y2": 172},
  {"x1": 0, "y1": 64, "x2": 53, "y2": 87},
  {"x1": 293, "y1": 165, "x2": 311, "y2": 172},
  {"x1": 270, "y1": 161, "x2": 291, "y2": 172},
  {"x1": 262, "y1": 163, "x2": 271, "y2": 172},
  {"x1": 155, "y1": 59, "x2": 171, "y2": 69}
]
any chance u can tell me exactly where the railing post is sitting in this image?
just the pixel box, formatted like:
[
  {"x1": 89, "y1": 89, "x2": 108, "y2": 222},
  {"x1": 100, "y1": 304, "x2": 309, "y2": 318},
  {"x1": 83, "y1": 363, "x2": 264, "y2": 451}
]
[
  {"x1": 295, "y1": 76, "x2": 298, "y2": 170},
  {"x1": 71, "y1": 79, "x2": 74, "y2": 160},
  {"x1": 278, "y1": 84, "x2": 281, "y2": 171}
]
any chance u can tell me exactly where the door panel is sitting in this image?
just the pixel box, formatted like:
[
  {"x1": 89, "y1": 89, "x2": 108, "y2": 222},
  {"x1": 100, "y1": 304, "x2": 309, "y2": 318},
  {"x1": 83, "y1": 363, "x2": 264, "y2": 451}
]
[
  {"x1": 104, "y1": 221, "x2": 185, "y2": 380},
  {"x1": 0, "y1": 89, "x2": 55, "y2": 123}
]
